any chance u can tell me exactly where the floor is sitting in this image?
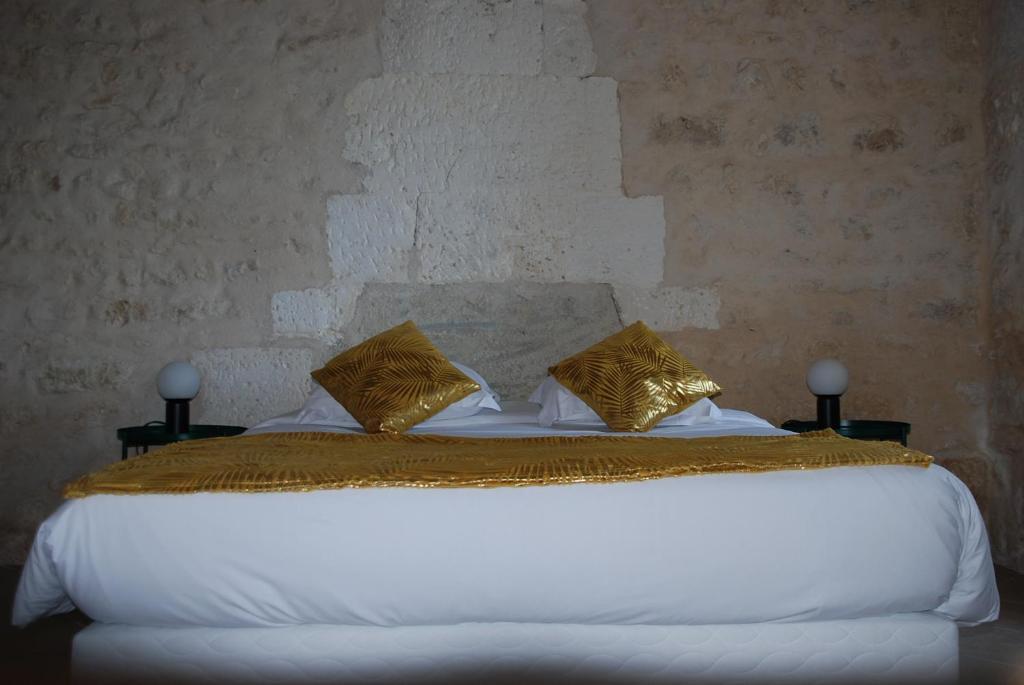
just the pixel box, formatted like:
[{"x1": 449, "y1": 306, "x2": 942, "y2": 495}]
[
  {"x1": 1, "y1": 565, "x2": 1022, "y2": 684},
  {"x1": 960, "y1": 565, "x2": 1024, "y2": 684}
]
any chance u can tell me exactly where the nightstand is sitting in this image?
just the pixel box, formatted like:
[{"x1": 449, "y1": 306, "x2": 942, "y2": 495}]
[
  {"x1": 116, "y1": 422, "x2": 247, "y2": 460},
  {"x1": 781, "y1": 419, "x2": 911, "y2": 447}
]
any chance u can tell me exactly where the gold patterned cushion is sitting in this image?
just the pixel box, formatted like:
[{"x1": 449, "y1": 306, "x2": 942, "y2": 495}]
[
  {"x1": 311, "y1": 321, "x2": 480, "y2": 433},
  {"x1": 548, "y1": 321, "x2": 721, "y2": 432}
]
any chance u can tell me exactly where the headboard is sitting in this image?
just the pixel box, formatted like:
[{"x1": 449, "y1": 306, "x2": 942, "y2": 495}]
[{"x1": 345, "y1": 282, "x2": 623, "y2": 400}]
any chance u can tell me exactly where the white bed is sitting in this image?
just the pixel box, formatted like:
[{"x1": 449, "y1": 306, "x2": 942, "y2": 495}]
[{"x1": 13, "y1": 402, "x2": 999, "y2": 683}]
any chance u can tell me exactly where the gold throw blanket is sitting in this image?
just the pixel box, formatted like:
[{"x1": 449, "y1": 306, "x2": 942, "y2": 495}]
[{"x1": 64, "y1": 430, "x2": 931, "y2": 498}]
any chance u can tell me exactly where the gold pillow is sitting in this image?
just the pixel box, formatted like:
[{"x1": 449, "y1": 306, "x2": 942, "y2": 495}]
[
  {"x1": 311, "y1": 321, "x2": 480, "y2": 433},
  {"x1": 548, "y1": 321, "x2": 721, "y2": 432}
]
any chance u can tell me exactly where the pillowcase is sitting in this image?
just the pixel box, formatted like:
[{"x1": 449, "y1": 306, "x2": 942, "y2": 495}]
[
  {"x1": 299, "y1": 362, "x2": 501, "y2": 428},
  {"x1": 529, "y1": 375, "x2": 721, "y2": 428},
  {"x1": 546, "y1": 321, "x2": 721, "y2": 432},
  {"x1": 311, "y1": 320, "x2": 480, "y2": 433}
]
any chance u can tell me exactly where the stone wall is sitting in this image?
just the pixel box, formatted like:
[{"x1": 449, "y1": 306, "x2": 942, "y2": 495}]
[
  {"x1": 0, "y1": 0, "x2": 1015, "y2": 569},
  {"x1": 985, "y1": 0, "x2": 1024, "y2": 572},
  {"x1": 0, "y1": 0, "x2": 383, "y2": 561},
  {"x1": 588, "y1": 0, "x2": 1013, "y2": 564}
]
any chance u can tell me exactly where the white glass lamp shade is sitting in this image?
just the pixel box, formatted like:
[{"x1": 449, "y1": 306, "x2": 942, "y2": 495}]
[
  {"x1": 157, "y1": 362, "x2": 201, "y2": 400},
  {"x1": 806, "y1": 359, "x2": 848, "y2": 396}
]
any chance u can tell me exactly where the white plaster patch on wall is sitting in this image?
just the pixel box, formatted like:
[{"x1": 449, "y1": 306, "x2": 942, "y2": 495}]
[
  {"x1": 612, "y1": 286, "x2": 721, "y2": 330},
  {"x1": 416, "y1": 192, "x2": 665, "y2": 285},
  {"x1": 326, "y1": 282, "x2": 365, "y2": 333},
  {"x1": 344, "y1": 75, "x2": 622, "y2": 194},
  {"x1": 272, "y1": 192, "x2": 414, "y2": 340},
  {"x1": 542, "y1": 0, "x2": 597, "y2": 77},
  {"x1": 191, "y1": 348, "x2": 313, "y2": 426},
  {"x1": 272, "y1": 284, "x2": 364, "y2": 341},
  {"x1": 271, "y1": 289, "x2": 335, "y2": 339},
  {"x1": 381, "y1": 0, "x2": 544, "y2": 76},
  {"x1": 272, "y1": 283, "x2": 365, "y2": 340},
  {"x1": 279, "y1": 0, "x2": 671, "y2": 339},
  {"x1": 326, "y1": 193, "x2": 416, "y2": 281}
]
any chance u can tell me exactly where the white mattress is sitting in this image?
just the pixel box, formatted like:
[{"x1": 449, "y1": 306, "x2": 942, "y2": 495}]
[
  {"x1": 14, "y1": 401, "x2": 999, "y2": 631},
  {"x1": 72, "y1": 614, "x2": 959, "y2": 684}
]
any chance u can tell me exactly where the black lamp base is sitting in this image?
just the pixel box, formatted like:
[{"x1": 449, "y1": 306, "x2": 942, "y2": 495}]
[
  {"x1": 816, "y1": 395, "x2": 841, "y2": 430},
  {"x1": 165, "y1": 399, "x2": 190, "y2": 434}
]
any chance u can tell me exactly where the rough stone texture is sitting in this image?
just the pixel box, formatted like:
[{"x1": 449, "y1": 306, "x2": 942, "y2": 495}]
[
  {"x1": 315, "y1": 0, "x2": 671, "y2": 349},
  {"x1": 190, "y1": 348, "x2": 313, "y2": 427},
  {"x1": 612, "y1": 286, "x2": 720, "y2": 331},
  {"x1": 310, "y1": 2, "x2": 673, "y2": 344},
  {"x1": 380, "y1": 0, "x2": 595, "y2": 79},
  {"x1": 542, "y1": 0, "x2": 597, "y2": 77},
  {"x1": 0, "y1": 0, "x2": 383, "y2": 563},
  {"x1": 346, "y1": 283, "x2": 622, "y2": 400},
  {"x1": 0, "y1": 0, "x2": 1019, "y2": 569},
  {"x1": 271, "y1": 283, "x2": 363, "y2": 341},
  {"x1": 415, "y1": 192, "x2": 665, "y2": 284},
  {"x1": 588, "y1": 0, "x2": 1016, "y2": 567},
  {"x1": 343, "y1": 74, "x2": 623, "y2": 194},
  {"x1": 380, "y1": 0, "x2": 543, "y2": 76},
  {"x1": 985, "y1": 0, "x2": 1024, "y2": 573},
  {"x1": 271, "y1": 289, "x2": 339, "y2": 340},
  {"x1": 326, "y1": 193, "x2": 416, "y2": 280}
]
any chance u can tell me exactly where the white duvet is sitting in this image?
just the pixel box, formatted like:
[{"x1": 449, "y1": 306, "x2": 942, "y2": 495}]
[{"x1": 13, "y1": 403, "x2": 999, "y2": 629}]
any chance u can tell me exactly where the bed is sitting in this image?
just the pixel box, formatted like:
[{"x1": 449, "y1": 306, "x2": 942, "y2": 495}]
[{"x1": 12, "y1": 400, "x2": 999, "y2": 684}]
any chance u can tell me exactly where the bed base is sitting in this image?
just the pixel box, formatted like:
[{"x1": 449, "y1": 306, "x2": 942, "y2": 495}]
[{"x1": 72, "y1": 613, "x2": 958, "y2": 684}]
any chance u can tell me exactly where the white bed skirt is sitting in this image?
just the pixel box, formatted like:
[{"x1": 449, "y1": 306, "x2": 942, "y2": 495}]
[{"x1": 72, "y1": 614, "x2": 958, "y2": 684}]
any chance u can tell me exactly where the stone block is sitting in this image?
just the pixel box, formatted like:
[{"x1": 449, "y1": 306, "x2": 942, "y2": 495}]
[
  {"x1": 853, "y1": 124, "x2": 907, "y2": 153},
  {"x1": 770, "y1": 113, "x2": 821, "y2": 152},
  {"x1": 542, "y1": 0, "x2": 597, "y2": 77},
  {"x1": 651, "y1": 114, "x2": 724, "y2": 148},
  {"x1": 326, "y1": 193, "x2": 416, "y2": 282},
  {"x1": 381, "y1": 0, "x2": 543, "y2": 76},
  {"x1": 272, "y1": 284, "x2": 364, "y2": 339},
  {"x1": 191, "y1": 348, "x2": 313, "y2": 426},
  {"x1": 344, "y1": 75, "x2": 622, "y2": 194},
  {"x1": 272, "y1": 288, "x2": 336, "y2": 339},
  {"x1": 613, "y1": 286, "x2": 721, "y2": 330},
  {"x1": 38, "y1": 361, "x2": 130, "y2": 394},
  {"x1": 416, "y1": 191, "x2": 665, "y2": 286},
  {"x1": 345, "y1": 282, "x2": 622, "y2": 399}
]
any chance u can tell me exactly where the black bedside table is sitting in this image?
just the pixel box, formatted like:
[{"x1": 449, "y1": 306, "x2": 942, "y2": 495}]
[
  {"x1": 117, "y1": 422, "x2": 247, "y2": 460},
  {"x1": 781, "y1": 419, "x2": 911, "y2": 446}
]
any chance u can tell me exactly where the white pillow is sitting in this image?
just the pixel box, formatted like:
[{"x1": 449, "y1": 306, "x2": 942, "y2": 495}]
[
  {"x1": 529, "y1": 376, "x2": 721, "y2": 429},
  {"x1": 296, "y1": 362, "x2": 501, "y2": 427}
]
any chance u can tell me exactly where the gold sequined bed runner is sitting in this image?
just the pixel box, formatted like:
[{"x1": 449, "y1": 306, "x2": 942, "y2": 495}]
[{"x1": 63, "y1": 430, "x2": 931, "y2": 498}]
